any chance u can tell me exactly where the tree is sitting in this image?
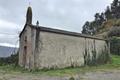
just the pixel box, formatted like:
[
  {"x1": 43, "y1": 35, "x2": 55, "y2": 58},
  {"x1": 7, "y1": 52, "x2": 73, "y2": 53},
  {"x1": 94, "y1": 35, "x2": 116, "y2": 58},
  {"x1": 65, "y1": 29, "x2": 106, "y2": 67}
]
[
  {"x1": 111, "y1": 0, "x2": 120, "y2": 18},
  {"x1": 95, "y1": 13, "x2": 100, "y2": 21},
  {"x1": 100, "y1": 13, "x2": 105, "y2": 23},
  {"x1": 115, "y1": 1, "x2": 120, "y2": 18},
  {"x1": 94, "y1": 13, "x2": 105, "y2": 26},
  {"x1": 112, "y1": 0, "x2": 118, "y2": 7},
  {"x1": 82, "y1": 21, "x2": 91, "y2": 35},
  {"x1": 89, "y1": 21, "x2": 98, "y2": 35},
  {"x1": 82, "y1": 0, "x2": 120, "y2": 36},
  {"x1": 82, "y1": 21, "x2": 99, "y2": 35},
  {"x1": 110, "y1": 37, "x2": 120, "y2": 55},
  {"x1": 105, "y1": 6, "x2": 112, "y2": 19}
]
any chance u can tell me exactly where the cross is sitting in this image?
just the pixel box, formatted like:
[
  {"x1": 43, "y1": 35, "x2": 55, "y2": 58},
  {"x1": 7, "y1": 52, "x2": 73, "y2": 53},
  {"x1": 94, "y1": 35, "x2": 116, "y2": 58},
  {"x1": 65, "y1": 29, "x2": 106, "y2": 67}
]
[{"x1": 28, "y1": 0, "x2": 31, "y2": 6}]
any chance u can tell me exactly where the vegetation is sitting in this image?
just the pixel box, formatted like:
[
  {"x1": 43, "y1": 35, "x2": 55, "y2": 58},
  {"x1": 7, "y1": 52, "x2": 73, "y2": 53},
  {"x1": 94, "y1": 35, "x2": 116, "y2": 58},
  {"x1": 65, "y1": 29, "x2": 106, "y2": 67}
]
[
  {"x1": 0, "y1": 53, "x2": 18, "y2": 66},
  {"x1": 99, "y1": 19, "x2": 120, "y2": 35},
  {"x1": 0, "y1": 55, "x2": 119, "y2": 76},
  {"x1": 109, "y1": 37, "x2": 120, "y2": 55},
  {"x1": 69, "y1": 77, "x2": 75, "y2": 80},
  {"x1": 84, "y1": 42, "x2": 110, "y2": 66},
  {"x1": 85, "y1": 50, "x2": 110, "y2": 66},
  {"x1": 82, "y1": 0, "x2": 120, "y2": 57},
  {"x1": 82, "y1": 0, "x2": 120, "y2": 36},
  {"x1": 108, "y1": 26, "x2": 120, "y2": 37}
]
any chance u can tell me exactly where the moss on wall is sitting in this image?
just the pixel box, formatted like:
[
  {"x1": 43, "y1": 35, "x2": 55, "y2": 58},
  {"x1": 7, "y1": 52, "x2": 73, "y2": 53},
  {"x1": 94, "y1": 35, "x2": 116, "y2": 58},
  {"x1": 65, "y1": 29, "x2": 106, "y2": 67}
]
[{"x1": 84, "y1": 40, "x2": 110, "y2": 66}]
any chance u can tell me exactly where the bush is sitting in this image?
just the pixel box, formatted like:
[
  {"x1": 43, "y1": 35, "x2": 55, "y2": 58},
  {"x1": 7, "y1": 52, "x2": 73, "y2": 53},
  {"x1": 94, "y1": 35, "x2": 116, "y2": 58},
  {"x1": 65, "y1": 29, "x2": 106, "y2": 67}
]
[
  {"x1": 108, "y1": 26, "x2": 120, "y2": 37},
  {"x1": 0, "y1": 52, "x2": 18, "y2": 66},
  {"x1": 69, "y1": 77, "x2": 75, "y2": 80},
  {"x1": 110, "y1": 37, "x2": 120, "y2": 55}
]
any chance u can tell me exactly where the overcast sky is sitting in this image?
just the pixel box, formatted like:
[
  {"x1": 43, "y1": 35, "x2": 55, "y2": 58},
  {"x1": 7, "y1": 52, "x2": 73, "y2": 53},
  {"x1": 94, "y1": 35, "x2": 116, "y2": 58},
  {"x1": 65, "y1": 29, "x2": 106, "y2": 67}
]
[{"x1": 0, "y1": 0, "x2": 113, "y2": 47}]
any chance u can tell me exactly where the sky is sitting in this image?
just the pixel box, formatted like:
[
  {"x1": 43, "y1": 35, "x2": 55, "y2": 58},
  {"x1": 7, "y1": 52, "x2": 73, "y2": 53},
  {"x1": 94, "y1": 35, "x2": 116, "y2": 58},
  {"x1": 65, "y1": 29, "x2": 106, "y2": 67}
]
[{"x1": 0, "y1": 0, "x2": 113, "y2": 47}]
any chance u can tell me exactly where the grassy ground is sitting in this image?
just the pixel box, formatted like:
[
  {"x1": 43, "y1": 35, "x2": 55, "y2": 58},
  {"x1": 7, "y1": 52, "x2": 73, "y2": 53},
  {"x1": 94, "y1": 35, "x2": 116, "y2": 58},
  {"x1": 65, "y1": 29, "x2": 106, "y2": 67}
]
[{"x1": 0, "y1": 55, "x2": 120, "y2": 77}]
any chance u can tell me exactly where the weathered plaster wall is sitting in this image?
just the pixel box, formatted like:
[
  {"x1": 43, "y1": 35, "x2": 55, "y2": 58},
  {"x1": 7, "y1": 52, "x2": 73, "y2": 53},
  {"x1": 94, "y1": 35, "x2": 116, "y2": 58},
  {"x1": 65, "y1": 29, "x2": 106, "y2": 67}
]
[
  {"x1": 19, "y1": 25, "x2": 34, "y2": 69},
  {"x1": 35, "y1": 31, "x2": 108, "y2": 69},
  {"x1": 19, "y1": 25, "x2": 109, "y2": 69},
  {"x1": 37, "y1": 31, "x2": 85, "y2": 69}
]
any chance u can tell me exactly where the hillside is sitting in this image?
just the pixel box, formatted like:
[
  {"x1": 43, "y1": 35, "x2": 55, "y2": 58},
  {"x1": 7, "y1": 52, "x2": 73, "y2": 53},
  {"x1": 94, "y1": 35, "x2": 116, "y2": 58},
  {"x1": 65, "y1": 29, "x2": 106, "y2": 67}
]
[
  {"x1": 0, "y1": 46, "x2": 17, "y2": 57},
  {"x1": 82, "y1": 0, "x2": 120, "y2": 38},
  {"x1": 95, "y1": 19, "x2": 120, "y2": 38}
]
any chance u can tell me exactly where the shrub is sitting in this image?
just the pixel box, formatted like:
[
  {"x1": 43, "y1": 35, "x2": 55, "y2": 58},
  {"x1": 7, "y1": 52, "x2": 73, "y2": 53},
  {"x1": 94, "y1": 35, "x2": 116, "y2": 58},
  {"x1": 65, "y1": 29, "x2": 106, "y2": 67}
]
[
  {"x1": 0, "y1": 52, "x2": 18, "y2": 66},
  {"x1": 110, "y1": 37, "x2": 120, "y2": 55},
  {"x1": 69, "y1": 77, "x2": 75, "y2": 80},
  {"x1": 108, "y1": 26, "x2": 120, "y2": 37}
]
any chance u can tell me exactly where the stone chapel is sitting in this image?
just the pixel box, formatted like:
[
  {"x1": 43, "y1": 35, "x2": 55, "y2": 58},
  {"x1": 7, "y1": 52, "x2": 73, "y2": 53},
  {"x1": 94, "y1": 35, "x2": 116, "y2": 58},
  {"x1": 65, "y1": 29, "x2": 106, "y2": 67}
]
[{"x1": 19, "y1": 6, "x2": 110, "y2": 69}]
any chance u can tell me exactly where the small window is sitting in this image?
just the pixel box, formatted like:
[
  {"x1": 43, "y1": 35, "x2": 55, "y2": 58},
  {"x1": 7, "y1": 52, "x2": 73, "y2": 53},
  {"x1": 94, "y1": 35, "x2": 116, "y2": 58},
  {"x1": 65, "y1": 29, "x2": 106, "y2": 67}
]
[
  {"x1": 24, "y1": 46, "x2": 27, "y2": 54},
  {"x1": 25, "y1": 36, "x2": 27, "y2": 42},
  {"x1": 23, "y1": 46, "x2": 27, "y2": 66}
]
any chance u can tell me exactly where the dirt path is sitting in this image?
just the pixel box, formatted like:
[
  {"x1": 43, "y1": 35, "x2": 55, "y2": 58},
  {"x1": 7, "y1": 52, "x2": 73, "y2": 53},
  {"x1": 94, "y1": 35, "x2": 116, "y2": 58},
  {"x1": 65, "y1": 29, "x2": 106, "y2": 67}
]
[
  {"x1": 81, "y1": 70, "x2": 120, "y2": 80},
  {"x1": 0, "y1": 70, "x2": 120, "y2": 80}
]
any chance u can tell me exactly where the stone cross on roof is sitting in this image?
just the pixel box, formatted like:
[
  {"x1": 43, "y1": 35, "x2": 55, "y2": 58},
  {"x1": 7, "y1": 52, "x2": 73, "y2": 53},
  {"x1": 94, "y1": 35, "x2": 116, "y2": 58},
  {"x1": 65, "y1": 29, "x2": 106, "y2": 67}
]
[{"x1": 26, "y1": 6, "x2": 32, "y2": 24}]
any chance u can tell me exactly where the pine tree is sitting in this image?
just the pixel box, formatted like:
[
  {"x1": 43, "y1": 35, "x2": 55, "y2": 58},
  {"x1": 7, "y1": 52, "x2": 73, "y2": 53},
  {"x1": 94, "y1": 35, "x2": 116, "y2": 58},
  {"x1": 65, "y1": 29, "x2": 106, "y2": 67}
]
[
  {"x1": 105, "y1": 6, "x2": 112, "y2": 20},
  {"x1": 112, "y1": 0, "x2": 118, "y2": 7},
  {"x1": 111, "y1": 0, "x2": 119, "y2": 18},
  {"x1": 99, "y1": 13, "x2": 105, "y2": 24},
  {"x1": 82, "y1": 21, "x2": 91, "y2": 35}
]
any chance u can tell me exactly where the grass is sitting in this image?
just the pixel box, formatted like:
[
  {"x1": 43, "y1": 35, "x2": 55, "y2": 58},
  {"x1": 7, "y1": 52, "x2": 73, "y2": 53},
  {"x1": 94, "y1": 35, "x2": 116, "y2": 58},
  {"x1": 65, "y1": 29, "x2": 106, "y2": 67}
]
[
  {"x1": 0, "y1": 55, "x2": 120, "y2": 76},
  {"x1": 110, "y1": 55, "x2": 120, "y2": 66}
]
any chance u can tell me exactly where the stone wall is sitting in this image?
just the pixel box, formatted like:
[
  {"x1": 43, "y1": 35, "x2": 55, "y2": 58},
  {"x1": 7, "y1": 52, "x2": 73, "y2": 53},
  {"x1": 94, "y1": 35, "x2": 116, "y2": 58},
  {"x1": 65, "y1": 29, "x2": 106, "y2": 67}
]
[
  {"x1": 19, "y1": 25, "x2": 110, "y2": 69},
  {"x1": 19, "y1": 25, "x2": 34, "y2": 69},
  {"x1": 36, "y1": 31, "x2": 109, "y2": 69}
]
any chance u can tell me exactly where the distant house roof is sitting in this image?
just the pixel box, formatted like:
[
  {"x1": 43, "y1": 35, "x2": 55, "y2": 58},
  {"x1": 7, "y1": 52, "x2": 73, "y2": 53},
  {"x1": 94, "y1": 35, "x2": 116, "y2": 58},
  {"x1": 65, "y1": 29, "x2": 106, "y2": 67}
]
[{"x1": 19, "y1": 24, "x2": 106, "y2": 41}]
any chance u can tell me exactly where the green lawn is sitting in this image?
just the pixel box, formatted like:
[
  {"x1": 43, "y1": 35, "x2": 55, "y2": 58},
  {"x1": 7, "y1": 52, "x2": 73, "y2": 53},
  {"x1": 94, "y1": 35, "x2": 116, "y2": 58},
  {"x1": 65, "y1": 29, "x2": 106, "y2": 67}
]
[{"x1": 0, "y1": 55, "x2": 120, "y2": 76}]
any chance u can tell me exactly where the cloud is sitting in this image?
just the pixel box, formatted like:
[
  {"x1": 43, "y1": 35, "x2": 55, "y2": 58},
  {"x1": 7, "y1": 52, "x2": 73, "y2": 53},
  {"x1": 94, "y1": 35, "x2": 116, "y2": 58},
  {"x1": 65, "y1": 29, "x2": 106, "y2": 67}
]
[
  {"x1": 32, "y1": 0, "x2": 113, "y2": 32},
  {"x1": 0, "y1": 35, "x2": 18, "y2": 48},
  {"x1": 0, "y1": 19, "x2": 21, "y2": 34},
  {"x1": 0, "y1": 20, "x2": 20, "y2": 47},
  {"x1": 0, "y1": 0, "x2": 113, "y2": 47},
  {"x1": 0, "y1": 43, "x2": 18, "y2": 48}
]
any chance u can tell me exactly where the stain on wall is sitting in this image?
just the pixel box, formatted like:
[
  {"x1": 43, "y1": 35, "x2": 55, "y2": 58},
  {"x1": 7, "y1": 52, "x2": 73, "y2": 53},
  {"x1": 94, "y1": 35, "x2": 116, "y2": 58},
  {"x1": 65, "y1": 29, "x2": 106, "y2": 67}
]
[{"x1": 19, "y1": 25, "x2": 110, "y2": 69}]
